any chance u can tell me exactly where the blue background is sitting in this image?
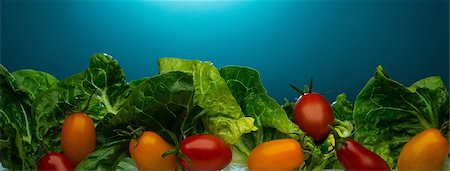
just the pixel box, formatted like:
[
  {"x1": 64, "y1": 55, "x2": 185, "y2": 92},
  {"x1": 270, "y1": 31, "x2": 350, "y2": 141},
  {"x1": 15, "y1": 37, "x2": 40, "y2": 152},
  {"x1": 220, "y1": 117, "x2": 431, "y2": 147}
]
[{"x1": 1, "y1": 0, "x2": 449, "y2": 103}]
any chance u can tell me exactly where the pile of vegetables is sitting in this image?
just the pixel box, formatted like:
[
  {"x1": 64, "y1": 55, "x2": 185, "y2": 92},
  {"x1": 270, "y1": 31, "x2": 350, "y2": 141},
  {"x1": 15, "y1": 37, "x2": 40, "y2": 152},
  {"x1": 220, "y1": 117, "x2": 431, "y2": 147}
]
[{"x1": 1, "y1": 53, "x2": 448, "y2": 170}]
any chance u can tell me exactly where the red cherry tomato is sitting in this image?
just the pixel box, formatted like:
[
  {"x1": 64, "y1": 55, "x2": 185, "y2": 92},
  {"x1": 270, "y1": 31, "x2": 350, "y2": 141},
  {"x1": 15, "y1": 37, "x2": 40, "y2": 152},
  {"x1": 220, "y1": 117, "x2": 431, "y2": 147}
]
[
  {"x1": 293, "y1": 92, "x2": 334, "y2": 142},
  {"x1": 180, "y1": 134, "x2": 232, "y2": 171},
  {"x1": 61, "y1": 112, "x2": 96, "y2": 166},
  {"x1": 337, "y1": 138, "x2": 390, "y2": 171},
  {"x1": 38, "y1": 152, "x2": 74, "y2": 171}
]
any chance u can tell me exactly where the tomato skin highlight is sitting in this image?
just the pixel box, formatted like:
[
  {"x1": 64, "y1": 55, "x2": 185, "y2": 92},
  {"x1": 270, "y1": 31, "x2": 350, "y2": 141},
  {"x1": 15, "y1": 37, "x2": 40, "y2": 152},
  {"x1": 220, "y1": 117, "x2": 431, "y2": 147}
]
[
  {"x1": 38, "y1": 152, "x2": 74, "y2": 171},
  {"x1": 129, "y1": 131, "x2": 177, "y2": 171},
  {"x1": 61, "y1": 112, "x2": 96, "y2": 166},
  {"x1": 397, "y1": 128, "x2": 449, "y2": 171},
  {"x1": 293, "y1": 92, "x2": 334, "y2": 142},
  {"x1": 247, "y1": 138, "x2": 304, "y2": 171},
  {"x1": 336, "y1": 138, "x2": 390, "y2": 171},
  {"x1": 180, "y1": 134, "x2": 232, "y2": 171}
]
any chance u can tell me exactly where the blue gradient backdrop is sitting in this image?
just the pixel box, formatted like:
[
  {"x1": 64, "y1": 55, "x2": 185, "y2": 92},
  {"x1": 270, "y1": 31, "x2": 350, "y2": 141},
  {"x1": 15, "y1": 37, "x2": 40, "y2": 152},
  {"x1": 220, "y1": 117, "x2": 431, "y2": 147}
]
[{"x1": 1, "y1": 0, "x2": 449, "y2": 103}]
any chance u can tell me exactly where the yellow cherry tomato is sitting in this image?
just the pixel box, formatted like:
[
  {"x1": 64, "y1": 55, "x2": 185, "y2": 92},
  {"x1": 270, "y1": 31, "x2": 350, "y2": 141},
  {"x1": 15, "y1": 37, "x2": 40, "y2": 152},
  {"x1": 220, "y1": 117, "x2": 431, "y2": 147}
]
[
  {"x1": 247, "y1": 138, "x2": 304, "y2": 171},
  {"x1": 397, "y1": 128, "x2": 449, "y2": 171},
  {"x1": 129, "y1": 131, "x2": 177, "y2": 171},
  {"x1": 61, "y1": 112, "x2": 96, "y2": 166}
]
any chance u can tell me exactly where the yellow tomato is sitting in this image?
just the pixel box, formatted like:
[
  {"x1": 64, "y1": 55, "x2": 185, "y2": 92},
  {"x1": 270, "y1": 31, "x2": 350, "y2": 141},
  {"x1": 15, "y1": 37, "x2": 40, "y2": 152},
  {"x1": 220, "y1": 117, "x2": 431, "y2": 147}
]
[
  {"x1": 129, "y1": 131, "x2": 177, "y2": 171},
  {"x1": 397, "y1": 128, "x2": 449, "y2": 171},
  {"x1": 61, "y1": 112, "x2": 96, "y2": 166},
  {"x1": 247, "y1": 138, "x2": 304, "y2": 171}
]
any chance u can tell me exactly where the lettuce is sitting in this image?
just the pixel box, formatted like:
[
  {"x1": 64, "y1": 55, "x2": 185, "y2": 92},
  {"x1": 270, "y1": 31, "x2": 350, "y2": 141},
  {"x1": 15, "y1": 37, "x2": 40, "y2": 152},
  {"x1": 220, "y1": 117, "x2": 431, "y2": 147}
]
[
  {"x1": 158, "y1": 58, "x2": 257, "y2": 144},
  {"x1": 96, "y1": 71, "x2": 195, "y2": 144},
  {"x1": 0, "y1": 65, "x2": 59, "y2": 170},
  {"x1": 219, "y1": 66, "x2": 302, "y2": 136},
  {"x1": 1, "y1": 53, "x2": 133, "y2": 169},
  {"x1": 218, "y1": 66, "x2": 350, "y2": 170},
  {"x1": 75, "y1": 139, "x2": 133, "y2": 171},
  {"x1": 32, "y1": 53, "x2": 131, "y2": 155},
  {"x1": 303, "y1": 66, "x2": 450, "y2": 170},
  {"x1": 335, "y1": 66, "x2": 449, "y2": 169}
]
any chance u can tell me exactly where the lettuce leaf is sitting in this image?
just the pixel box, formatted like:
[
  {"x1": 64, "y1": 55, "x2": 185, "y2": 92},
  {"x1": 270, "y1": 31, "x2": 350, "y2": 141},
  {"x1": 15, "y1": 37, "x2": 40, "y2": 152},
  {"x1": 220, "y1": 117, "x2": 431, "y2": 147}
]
[
  {"x1": 75, "y1": 139, "x2": 132, "y2": 171},
  {"x1": 218, "y1": 66, "x2": 328, "y2": 168},
  {"x1": 219, "y1": 66, "x2": 302, "y2": 137},
  {"x1": 0, "y1": 65, "x2": 59, "y2": 170},
  {"x1": 158, "y1": 58, "x2": 256, "y2": 144},
  {"x1": 32, "y1": 53, "x2": 131, "y2": 155},
  {"x1": 331, "y1": 93, "x2": 354, "y2": 123},
  {"x1": 353, "y1": 66, "x2": 449, "y2": 169},
  {"x1": 11, "y1": 69, "x2": 58, "y2": 106},
  {"x1": 96, "y1": 71, "x2": 195, "y2": 144},
  {"x1": 82, "y1": 71, "x2": 195, "y2": 170}
]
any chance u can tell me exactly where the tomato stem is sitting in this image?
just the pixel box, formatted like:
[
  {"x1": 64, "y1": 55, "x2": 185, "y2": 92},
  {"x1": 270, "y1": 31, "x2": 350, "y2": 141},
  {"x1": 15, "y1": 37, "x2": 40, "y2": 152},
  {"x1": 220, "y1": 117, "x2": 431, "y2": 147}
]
[
  {"x1": 328, "y1": 125, "x2": 347, "y2": 151},
  {"x1": 289, "y1": 78, "x2": 314, "y2": 95},
  {"x1": 289, "y1": 84, "x2": 304, "y2": 94}
]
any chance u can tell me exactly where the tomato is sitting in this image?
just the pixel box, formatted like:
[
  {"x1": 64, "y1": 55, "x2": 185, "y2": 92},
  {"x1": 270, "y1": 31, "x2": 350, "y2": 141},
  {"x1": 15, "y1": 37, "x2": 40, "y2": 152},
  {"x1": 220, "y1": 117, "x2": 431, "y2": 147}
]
[
  {"x1": 38, "y1": 152, "x2": 74, "y2": 171},
  {"x1": 293, "y1": 92, "x2": 334, "y2": 142},
  {"x1": 336, "y1": 138, "x2": 390, "y2": 171},
  {"x1": 397, "y1": 128, "x2": 449, "y2": 171},
  {"x1": 180, "y1": 134, "x2": 232, "y2": 171},
  {"x1": 61, "y1": 112, "x2": 96, "y2": 166},
  {"x1": 247, "y1": 138, "x2": 304, "y2": 171},
  {"x1": 129, "y1": 131, "x2": 177, "y2": 170}
]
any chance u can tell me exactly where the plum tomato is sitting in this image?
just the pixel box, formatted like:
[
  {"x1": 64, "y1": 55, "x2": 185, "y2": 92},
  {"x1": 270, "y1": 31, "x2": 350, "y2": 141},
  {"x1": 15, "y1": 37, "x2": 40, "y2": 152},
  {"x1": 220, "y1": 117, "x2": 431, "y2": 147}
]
[
  {"x1": 61, "y1": 112, "x2": 96, "y2": 166},
  {"x1": 180, "y1": 134, "x2": 232, "y2": 171},
  {"x1": 397, "y1": 128, "x2": 449, "y2": 171},
  {"x1": 129, "y1": 131, "x2": 177, "y2": 170},
  {"x1": 38, "y1": 152, "x2": 74, "y2": 171},
  {"x1": 336, "y1": 138, "x2": 390, "y2": 171},
  {"x1": 293, "y1": 92, "x2": 334, "y2": 142},
  {"x1": 247, "y1": 138, "x2": 304, "y2": 171}
]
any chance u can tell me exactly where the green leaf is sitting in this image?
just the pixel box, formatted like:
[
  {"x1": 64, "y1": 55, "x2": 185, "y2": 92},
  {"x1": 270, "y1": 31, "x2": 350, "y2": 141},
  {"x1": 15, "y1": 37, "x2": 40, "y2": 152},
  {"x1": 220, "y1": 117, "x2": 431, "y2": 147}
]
[
  {"x1": 96, "y1": 71, "x2": 195, "y2": 144},
  {"x1": 32, "y1": 53, "x2": 131, "y2": 153},
  {"x1": 75, "y1": 139, "x2": 130, "y2": 171},
  {"x1": 331, "y1": 93, "x2": 354, "y2": 122},
  {"x1": 353, "y1": 65, "x2": 449, "y2": 169},
  {"x1": 219, "y1": 66, "x2": 302, "y2": 140},
  {"x1": 0, "y1": 65, "x2": 37, "y2": 170},
  {"x1": 115, "y1": 157, "x2": 138, "y2": 171},
  {"x1": 281, "y1": 99, "x2": 296, "y2": 120},
  {"x1": 203, "y1": 116, "x2": 257, "y2": 145},
  {"x1": 158, "y1": 58, "x2": 244, "y2": 119},
  {"x1": 158, "y1": 58, "x2": 256, "y2": 144},
  {"x1": 11, "y1": 69, "x2": 58, "y2": 106},
  {"x1": 218, "y1": 66, "x2": 307, "y2": 164}
]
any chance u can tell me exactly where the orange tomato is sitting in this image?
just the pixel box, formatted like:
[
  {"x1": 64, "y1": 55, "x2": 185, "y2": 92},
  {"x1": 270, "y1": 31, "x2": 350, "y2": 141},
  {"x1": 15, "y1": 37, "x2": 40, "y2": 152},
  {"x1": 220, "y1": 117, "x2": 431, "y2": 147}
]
[
  {"x1": 397, "y1": 128, "x2": 449, "y2": 171},
  {"x1": 61, "y1": 112, "x2": 96, "y2": 166},
  {"x1": 247, "y1": 138, "x2": 304, "y2": 171},
  {"x1": 129, "y1": 131, "x2": 177, "y2": 171}
]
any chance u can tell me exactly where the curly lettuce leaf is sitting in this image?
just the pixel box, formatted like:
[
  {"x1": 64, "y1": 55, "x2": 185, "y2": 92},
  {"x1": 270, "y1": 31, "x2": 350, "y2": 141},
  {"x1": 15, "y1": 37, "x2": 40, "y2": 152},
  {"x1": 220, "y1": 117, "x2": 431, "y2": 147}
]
[
  {"x1": 1, "y1": 65, "x2": 61, "y2": 170},
  {"x1": 219, "y1": 66, "x2": 301, "y2": 137},
  {"x1": 75, "y1": 139, "x2": 133, "y2": 171},
  {"x1": 1, "y1": 65, "x2": 31, "y2": 170},
  {"x1": 11, "y1": 69, "x2": 58, "y2": 106},
  {"x1": 331, "y1": 93, "x2": 354, "y2": 123},
  {"x1": 96, "y1": 71, "x2": 195, "y2": 144},
  {"x1": 353, "y1": 65, "x2": 449, "y2": 169},
  {"x1": 82, "y1": 71, "x2": 197, "y2": 170},
  {"x1": 218, "y1": 66, "x2": 310, "y2": 166},
  {"x1": 158, "y1": 58, "x2": 256, "y2": 144},
  {"x1": 32, "y1": 53, "x2": 131, "y2": 155}
]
